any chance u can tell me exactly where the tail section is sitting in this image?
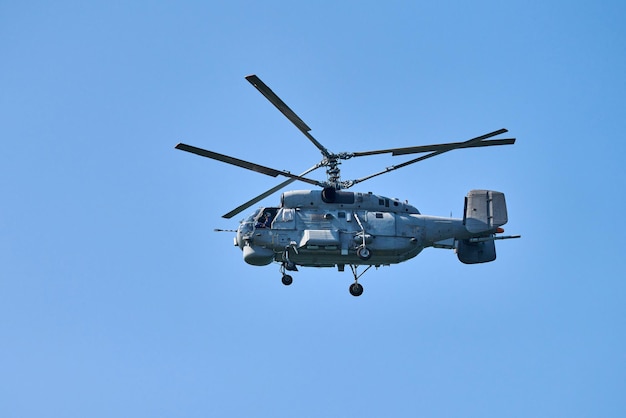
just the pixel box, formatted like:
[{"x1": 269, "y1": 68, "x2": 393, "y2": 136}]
[{"x1": 457, "y1": 190, "x2": 519, "y2": 264}]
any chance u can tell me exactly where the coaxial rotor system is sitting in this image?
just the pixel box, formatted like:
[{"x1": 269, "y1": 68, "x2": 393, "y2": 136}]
[{"x1": 176, "y1": 75, "x2": 515, "y2": 218}]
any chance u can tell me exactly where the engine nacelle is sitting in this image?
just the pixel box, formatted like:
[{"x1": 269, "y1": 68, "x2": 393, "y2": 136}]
[{"x1": 242, "y1": 245, "x2": 274, "y2": 266}]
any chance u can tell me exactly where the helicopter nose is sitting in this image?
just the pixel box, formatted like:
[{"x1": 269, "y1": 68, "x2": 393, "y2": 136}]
[{"x1": 235, "y1": 226, "x2": 245, "y2": 248}]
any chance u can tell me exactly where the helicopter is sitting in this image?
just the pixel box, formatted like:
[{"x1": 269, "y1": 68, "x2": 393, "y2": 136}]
[{"x1": 176, "y1": 74, "x2": 520, "y2": 296}]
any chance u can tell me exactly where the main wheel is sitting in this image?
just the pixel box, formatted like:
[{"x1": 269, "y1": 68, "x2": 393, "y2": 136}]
[
  {"x1": 282, "y1": 274, "x2": 293, "y2": 286},
  {"x1": 356, "y1": 246, "x2": 372, "y2": 261},
  {"x1": 349, "y1": 282, "x2": 364, "y2": 297}
]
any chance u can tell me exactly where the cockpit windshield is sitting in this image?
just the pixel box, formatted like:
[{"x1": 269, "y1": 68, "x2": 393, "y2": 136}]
[
  {"x1": 245, "y1": 208, "x2": 262, "y2": 223},
  {"x1": 238, "y1": 208, "x2": 262, "y2": 236}
]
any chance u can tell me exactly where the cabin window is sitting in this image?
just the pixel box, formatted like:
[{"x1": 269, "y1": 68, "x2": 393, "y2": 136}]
[
  {"x1": 379, "y1": 199, "x2": 384, "y2": 206},
  {"x1": 281, "y1": 209, "x2": 294, "y2": 222}
]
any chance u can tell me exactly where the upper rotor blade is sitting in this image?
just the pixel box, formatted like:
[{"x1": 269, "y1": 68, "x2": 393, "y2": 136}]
[
  {"x1": 222, "y1": 163, "x2": 323, "y2": 219},
  {"x1": 245, "y1": 74, "x2": 331, "y2": 157},
  {"x1": 245, "y1": 75, "x2": 311, "y2": 133},
  {"x1": 352, "y1": 129, "x2": 512, "y2": 157},
  {"x1": 347, "y1": 129, "x2": 511, "y2": 186},
  {"x1": 175, "y1": 143, "x2": 321, "y2": 186},
  {"x1": 353, "y1": 138, "x2": 515, "y2": 157}
]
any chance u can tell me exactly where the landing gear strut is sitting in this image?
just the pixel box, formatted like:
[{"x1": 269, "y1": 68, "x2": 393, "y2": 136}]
[
  {"x1": 348, "y1": 264, "x2": 372, "y2": 297},
  {"x1": 353, "y1": 213, "x2": 373, "y2": 262},
  {"x1": 279, "y1": 261, "x2": 296, "y2": 286},
  {"x1": 278, "y1": 244, "x2": 298, "y2": 286}
]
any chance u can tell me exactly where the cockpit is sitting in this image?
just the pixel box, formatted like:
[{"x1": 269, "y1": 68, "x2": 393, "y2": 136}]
[
  {"x1": 236, "y1": 207, "x2": 280, "y2": 249},
  {"x1": 254, "y1": 208, "x2": 278, "y2": 228}
]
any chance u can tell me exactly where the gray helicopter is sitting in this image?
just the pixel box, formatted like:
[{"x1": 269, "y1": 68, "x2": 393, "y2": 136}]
[{"x1": 176, "y1": 75, "x2": 520, "y2": 296}]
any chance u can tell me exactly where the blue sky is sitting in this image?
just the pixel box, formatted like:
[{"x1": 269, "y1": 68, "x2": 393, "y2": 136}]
[{"x1": 1, "y1": 1, "x2": 625, "y2": 416}]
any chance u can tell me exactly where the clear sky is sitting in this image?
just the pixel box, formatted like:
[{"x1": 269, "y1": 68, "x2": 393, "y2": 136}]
[{"x1": 1, "y1": 1, "x2": 625, "y2": 417}]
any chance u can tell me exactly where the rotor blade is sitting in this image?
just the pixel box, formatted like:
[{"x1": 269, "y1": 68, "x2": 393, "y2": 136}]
[
  {"x1": 353, "y1": 138, "x2": 515, "y2": 157},
  {"x1": 222, "y1": 179, "x2": 296, "y2": 219},
  {"x1": 175, "y1": 143, "x2": 322, "y2": 186},
  {"x1": 222, "y1": 163, "x2": 323, "y2": 219},
  {"x1": 245, "y1": 74, "x2": 331, "y2": 157},
  {"x1": 392, "y1": 138, "x2": 515, "y2": 155},
  {"x1": 352, "y1": 129, "x2": 511, "y2": 157},
  {"x1": 347, "y1": 129, "x2": 511, "y2": 187}
]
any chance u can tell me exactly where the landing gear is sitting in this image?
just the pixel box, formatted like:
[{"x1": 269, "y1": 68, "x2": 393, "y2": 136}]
[
  {"x1": 279, "y1": 262, "x2": 296, "y2": 286},
  {"x1": 278, "y1": 244, "x2": 299, "y2": 287},
  {"x1": 356, "y1": 246, "x2": 372, "y2": 260},
  {"x1": 353, "y1": 213, "x2": 372, "y2": 262},
  {"x1": 276, "y1": 249, "x2": 374, "y2": 296},
  {"x1": 281, "y1": 274, "x2": 293, "y2": 286},
  {"x1": 349, "y1": 282, "x2": 364, "y2": 296},
  {"x1": 348, "y1": 264, "x2": 372, "y2": 297}
]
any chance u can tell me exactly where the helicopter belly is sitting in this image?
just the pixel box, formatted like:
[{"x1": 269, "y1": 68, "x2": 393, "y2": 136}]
[{"x1": 286, "y1": 233, "x2": 423, "y2": 267}]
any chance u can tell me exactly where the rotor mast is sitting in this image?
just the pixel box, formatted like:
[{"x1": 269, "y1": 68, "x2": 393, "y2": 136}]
[{"x1": 322, "y1": 154, "x2": 343, "y2": 189}]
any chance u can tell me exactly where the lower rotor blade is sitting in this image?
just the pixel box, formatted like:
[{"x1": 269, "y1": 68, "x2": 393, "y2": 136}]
[
  {"x1": 176, "y1": 143, "x2": 280, "y2": 176},
  {"x1": 175, "y1": 143, "x2": 321, "y2": 186},
  {"x1": 222, "y1": 163, "x2": 323, "y2": 219},
  {"x1": 222, "y1": 179, "x2": 296, "y2": 219}
]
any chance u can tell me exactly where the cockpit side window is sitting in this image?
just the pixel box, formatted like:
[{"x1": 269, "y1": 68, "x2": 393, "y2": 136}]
[{"x1": 255, "y1": 208, "x2": 279, "y2": 228}]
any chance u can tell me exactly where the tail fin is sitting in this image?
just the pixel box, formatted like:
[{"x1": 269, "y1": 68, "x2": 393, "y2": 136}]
[
  {"x1": 463, "y1": 190, "x2": 508, "y2": 234},
  {"x1": 458, "y1": 190, "x2": 510, "y2": 264}
]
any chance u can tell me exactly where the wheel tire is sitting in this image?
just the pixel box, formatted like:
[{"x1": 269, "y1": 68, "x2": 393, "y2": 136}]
[
  {"x1": 282, "y1": 274, "x2": 293, "y2": 286},
  {"x1": 356, "y1": 246, "x2": 372, "y2": 260},
  {"x1": 349, "y1": 282, "x2": 364, "y2": 297}
]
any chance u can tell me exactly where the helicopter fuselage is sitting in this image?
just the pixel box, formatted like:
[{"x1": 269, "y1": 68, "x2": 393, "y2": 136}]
[{"x1": 235, "y1": 189, "x2": 475, "y2": 268}]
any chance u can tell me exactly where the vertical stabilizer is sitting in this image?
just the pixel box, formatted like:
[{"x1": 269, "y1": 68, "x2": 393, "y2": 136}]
[{"x1": 464, "y1": 190, "x2": 508, "y2": 234}]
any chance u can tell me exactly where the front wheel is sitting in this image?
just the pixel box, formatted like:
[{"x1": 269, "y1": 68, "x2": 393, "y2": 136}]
[
  {"x1": 281, "y1": 274, "x2": 293, "y2": 286},
  {"x1": 356, "y1": 246, "x2": 372, "y2": 261}
]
